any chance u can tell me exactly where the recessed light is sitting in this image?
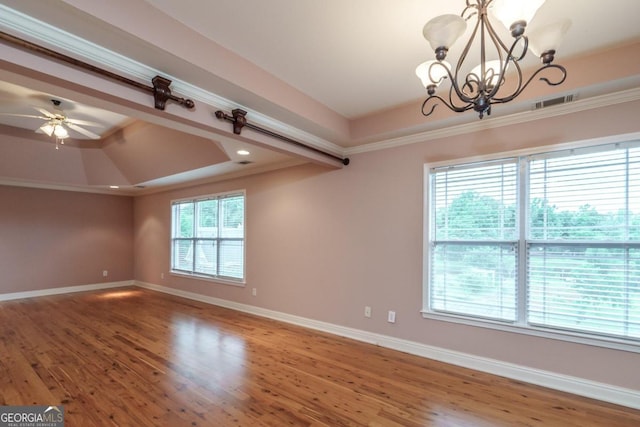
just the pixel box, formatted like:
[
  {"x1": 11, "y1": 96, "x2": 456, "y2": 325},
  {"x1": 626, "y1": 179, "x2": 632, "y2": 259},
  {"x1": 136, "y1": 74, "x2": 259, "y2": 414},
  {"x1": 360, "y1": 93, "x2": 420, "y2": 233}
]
[
  {"x1": 109, "y1": 185, "x2": 120, "y2": 189},
  {"x1": 237, "y1": 149, "x2": 250, "y2": 156}
]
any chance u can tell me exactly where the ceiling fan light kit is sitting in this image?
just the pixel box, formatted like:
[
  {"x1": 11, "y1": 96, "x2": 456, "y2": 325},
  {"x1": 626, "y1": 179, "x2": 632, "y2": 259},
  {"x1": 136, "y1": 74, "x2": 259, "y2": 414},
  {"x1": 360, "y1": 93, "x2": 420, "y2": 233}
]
[
  {"x1": 39, "y1": 119, "x2": 69, "y2": 149},
  {"x1": 416, "y1": 0, "x2": 570, "y2": 119},
  {"x1": 0, "y1": 98, "x2": 105, "y2": 149},
  {"x1": 53, "y1": 124, "x2": 68, "y2": 138},
  {"x1": 39, "y1": 99, "x2": 103, "y2": 149}
]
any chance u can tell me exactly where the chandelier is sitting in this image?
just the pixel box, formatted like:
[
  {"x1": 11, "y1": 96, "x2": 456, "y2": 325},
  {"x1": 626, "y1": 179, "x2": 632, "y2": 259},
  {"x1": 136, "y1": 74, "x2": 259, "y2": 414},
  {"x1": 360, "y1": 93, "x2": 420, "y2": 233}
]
[{"x1": 416, "y1": 0, "x2": 570, "y2": 119}]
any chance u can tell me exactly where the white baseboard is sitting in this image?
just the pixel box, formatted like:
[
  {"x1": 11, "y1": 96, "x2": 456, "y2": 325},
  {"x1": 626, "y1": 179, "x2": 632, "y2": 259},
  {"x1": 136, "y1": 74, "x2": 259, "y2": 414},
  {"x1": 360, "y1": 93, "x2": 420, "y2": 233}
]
[
  {"x1": 135, "y1": 280, "x2": 640, "y2": 410},
  {"x1": 0, "y1": 280, "x2": 134, "y2": 301}
]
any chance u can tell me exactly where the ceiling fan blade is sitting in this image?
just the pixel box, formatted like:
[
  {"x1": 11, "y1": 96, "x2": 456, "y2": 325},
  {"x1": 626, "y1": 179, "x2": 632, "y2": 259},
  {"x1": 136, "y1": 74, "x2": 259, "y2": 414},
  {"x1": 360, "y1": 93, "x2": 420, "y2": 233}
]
[
  {"x1": 66, "y1": 122, "x2": 101, "y2": 139},
  {"x1": 34, "y1": 107, "x2": 57, "y2": 119},
  {"x1": 65, "y1": 118, "x2": 104, "y2": 127},
  {"x1": 0, "y1": 113, "x2": 50, "y2": 120}
]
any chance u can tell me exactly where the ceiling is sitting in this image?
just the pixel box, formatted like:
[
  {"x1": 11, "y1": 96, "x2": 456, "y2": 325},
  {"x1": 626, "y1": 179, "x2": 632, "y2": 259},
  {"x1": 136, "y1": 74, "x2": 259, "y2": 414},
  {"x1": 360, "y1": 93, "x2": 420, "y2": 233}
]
[
  {"x1": 0, "y1": 0, "x2": 639, "y2": 194},
  {"x1": 145, "y1": 0, "x2": 640, "y2": 118}
]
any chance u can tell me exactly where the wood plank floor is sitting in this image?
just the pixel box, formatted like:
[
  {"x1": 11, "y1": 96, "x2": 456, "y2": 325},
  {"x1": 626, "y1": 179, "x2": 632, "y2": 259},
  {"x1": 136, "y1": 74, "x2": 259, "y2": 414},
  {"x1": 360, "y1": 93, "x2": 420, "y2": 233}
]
[{"x1": 0, "y1": 288, "x2": 638, "y2": 426}]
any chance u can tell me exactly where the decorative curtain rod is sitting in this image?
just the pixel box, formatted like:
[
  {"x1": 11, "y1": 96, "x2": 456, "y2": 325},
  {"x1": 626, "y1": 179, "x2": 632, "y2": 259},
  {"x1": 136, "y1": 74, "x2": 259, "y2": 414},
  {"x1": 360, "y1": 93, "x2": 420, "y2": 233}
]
[
  {"x1": 0, "y1": 31, "x2": 194, "y2": 110},
  {"x1": 215, "y1": 109, "x2": 350, "y2": 166},
  {"x1": 0, "y1": 31, "x2": 349, "y2": 165}
]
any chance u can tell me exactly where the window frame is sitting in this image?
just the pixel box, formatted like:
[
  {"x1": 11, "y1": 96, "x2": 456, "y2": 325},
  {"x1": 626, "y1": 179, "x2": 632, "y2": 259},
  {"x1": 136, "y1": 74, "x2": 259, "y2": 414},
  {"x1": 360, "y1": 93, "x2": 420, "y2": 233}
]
[
  {"x1": 422, "y1": 134, "x2": 640, "y2": 353},
  {"x1": 170, "y1": 190, "x2": 246, "y2": 285}
]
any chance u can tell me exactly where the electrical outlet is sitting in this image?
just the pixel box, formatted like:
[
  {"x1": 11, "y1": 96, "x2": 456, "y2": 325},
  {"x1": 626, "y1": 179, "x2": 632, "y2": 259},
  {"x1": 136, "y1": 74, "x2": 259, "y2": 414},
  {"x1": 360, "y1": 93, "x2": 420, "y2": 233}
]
[
  {"x1": 252, "y1": 288, "x2": 257, "y2": 296},
  {"x1": 387, "y1": 310, "x2": 396, "y2": 323},
  {"x1": 364, "y1": 306, "x2": 372, "y2": 318},
  {"x1": 161, "y1": 272, "x2": 165, "y2": 279},
  {"x1": 102, "y1": 270, "x2": 108, "y2": 277}
]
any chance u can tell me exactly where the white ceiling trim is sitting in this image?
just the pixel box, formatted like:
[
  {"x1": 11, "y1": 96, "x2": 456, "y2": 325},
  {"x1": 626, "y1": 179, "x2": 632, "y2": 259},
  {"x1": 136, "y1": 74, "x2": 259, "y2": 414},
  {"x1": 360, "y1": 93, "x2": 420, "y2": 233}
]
[
  {"x1": 0, "y1": 4, "x2": 344, "y2": 158},
  {"x1": 135, "y1": 158, "x2": 307, "y2": 197},
  {"x1": 0, "y1": 177, "x2": 127, "y2": 196},
  {"x1": 345, "y1": 87, "x2": 640, "y2": 156},
  {"x1": 0, "y1": 4, "x2": 148, "y2": 87}
]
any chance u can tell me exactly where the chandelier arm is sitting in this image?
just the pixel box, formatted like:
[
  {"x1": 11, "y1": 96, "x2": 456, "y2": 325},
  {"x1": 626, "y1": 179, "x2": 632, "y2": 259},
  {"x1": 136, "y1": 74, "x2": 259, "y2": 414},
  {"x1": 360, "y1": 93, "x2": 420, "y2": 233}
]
[
  {"x1": 489, "y1": 58, "x2": 525, "y2": 103},
  {"x1": 446, "y1": 7, "x2": 482, "y2": 104},
  {"x1": 538, "y1": 64, "x2": 568, "y2": 86},
  {"x1": 449, "y1": 78, "x2": 477, "y2": 111},
  {"x1": 514, "y1": 36, "x2": 529, "y2": 62},
  {"x1": 491, "y1": 64, "x2": 568, "y2": 105},
  {"x1": 462, "y1": 0, "x2": 480, "y2": 21},
  {"x1": 478, "y1": 0, "x2": 509, "y2": 98},
  {"x1": 462, "y1": 75, "x2": 480, "y2": 98},
  {"x1": 427, "y1": 60, "x2": 477, "y2": 105},
  {"x1": 483, "y1": 12, "x2": 516, "y2": 56},
  {"x1": 421, "y1": 94, "x2": 474, "y2": 117},
  {"x1": 481, "y1": 19, "x2": 527, "y2": 101},
  {"x1": 453, "y1": 21, "x2": 477, "y2": 78}
]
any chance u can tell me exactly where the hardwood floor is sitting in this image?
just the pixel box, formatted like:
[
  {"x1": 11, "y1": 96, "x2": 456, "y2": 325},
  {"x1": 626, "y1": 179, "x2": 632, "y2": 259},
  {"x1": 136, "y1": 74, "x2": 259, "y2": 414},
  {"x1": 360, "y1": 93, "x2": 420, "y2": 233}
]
[{"x1": 0, "y1": 288, "x2": 638, "y2": 426}]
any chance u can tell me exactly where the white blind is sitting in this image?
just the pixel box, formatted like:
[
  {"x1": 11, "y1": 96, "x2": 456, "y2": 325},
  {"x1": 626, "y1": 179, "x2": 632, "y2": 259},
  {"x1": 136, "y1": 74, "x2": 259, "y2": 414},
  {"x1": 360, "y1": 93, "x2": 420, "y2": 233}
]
[
  {"x1": 527, "y1": 145, "x2": 640, "y2": 338},
  {"x1": 219, "y1": 195, "x2": 245, "y2": 279},
  {"x1": 429, "y1": 160, "x2": 518, "y2": 321},
  {"x1": 171, "y1": 193, "x2": 245, "y2": 281}
]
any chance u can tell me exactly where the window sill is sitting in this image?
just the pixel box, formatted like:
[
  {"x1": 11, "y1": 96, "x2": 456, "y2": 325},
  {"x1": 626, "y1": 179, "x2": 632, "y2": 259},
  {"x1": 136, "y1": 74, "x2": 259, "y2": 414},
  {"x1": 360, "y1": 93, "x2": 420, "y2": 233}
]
[
  {"x1": 421, "y1": 310, "x2": 640, "y2": 354},
  {"x1": 170, "y1": 271, "x2": 245, "y2": 287}
]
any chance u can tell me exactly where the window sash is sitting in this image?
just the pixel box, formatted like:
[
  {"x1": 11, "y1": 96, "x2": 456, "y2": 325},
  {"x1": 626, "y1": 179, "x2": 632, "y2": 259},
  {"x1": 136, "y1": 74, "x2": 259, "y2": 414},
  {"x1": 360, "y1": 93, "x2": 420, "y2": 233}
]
[
  {"x1": 431, "y1": 159, "x2": 518, "y2": 242},
  {"x1": 430, "y1": 242, "x2": 518, "y2": 322},
  {"x1": 429, "y1": 158, "x2": 519, "y2": 322},
  {"x1": 527, "y1": 242, "x2": 640, "y2": 339},
  {"x1": 528, "y1": 146, "x2": 640, "y2": 242}
]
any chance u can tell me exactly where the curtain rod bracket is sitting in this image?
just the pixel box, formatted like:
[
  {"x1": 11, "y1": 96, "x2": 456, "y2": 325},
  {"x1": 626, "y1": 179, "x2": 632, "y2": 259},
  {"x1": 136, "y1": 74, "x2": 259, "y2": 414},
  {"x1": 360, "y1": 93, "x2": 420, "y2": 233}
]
[
  {"x1": 152, "y1": 76, "x2": 195, "y2": 110},
  {"x1": 215, "y1": 109, "x2": 349, "y2": 166},
  {"x1": 231, "y1": 108, "x2": 248, "y2": 135}
]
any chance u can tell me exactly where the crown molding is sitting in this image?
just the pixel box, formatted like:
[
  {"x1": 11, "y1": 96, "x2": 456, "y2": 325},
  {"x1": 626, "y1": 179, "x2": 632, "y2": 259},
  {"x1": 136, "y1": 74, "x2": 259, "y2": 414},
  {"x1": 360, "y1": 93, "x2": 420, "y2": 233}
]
[
  {"x1": 0, "y1": 177, "x2": 136, "y2": 196},
  {"x1": 345, "y1": 87, "x2": 640, "y2": 156},
  {"x1": 133, "y1": 158, "x2": 306, "y2": 197},
  {"x1": 0, "y1": 4, "x2": 344, "y2": 158}
]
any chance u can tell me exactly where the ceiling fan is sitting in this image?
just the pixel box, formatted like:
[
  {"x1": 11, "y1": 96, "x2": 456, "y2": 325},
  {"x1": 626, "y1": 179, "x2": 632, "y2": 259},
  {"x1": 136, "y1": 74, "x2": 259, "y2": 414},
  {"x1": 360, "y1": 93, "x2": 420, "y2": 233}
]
[{"x1": 0, "y1": 99, "x2": 103, "y2": 148}]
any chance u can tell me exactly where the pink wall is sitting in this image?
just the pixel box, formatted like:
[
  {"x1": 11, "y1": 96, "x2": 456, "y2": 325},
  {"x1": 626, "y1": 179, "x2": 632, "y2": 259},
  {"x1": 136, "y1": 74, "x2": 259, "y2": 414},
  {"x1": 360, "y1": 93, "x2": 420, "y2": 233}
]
[
  {"x1": 134, "y1": 100, "x2": 640, "y2": 391},
  {"x1": 0, "y1": 186, "x2": 133, "y2": 293}
]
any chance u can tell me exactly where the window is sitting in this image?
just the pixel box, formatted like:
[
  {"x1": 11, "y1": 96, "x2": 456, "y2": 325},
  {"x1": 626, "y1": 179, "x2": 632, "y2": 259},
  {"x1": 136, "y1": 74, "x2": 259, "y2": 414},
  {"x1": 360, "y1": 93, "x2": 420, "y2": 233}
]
[
  {"x1": 171, "y1": 191, "x2": 245, "y2": 282},
  {"x1": 425, "y1": 142, "x2": 640, "y2": 345}
]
